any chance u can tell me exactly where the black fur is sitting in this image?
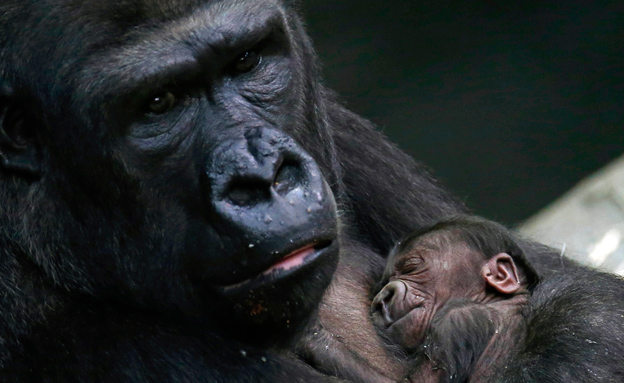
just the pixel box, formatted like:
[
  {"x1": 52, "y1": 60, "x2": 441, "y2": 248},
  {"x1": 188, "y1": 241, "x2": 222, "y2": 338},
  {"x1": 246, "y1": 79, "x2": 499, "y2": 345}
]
[
  {"x1": 0, "y1": 0, "x2": 603, "y2": 382},
  {"x1": 0, "y1": 1, "x2": 464, "y2": 381},
  {"x1": 415, "y1": 299, "x2": 500, "y2": 382},
  {"x1": 406, "y1": 272, "x2": 624, "y2": 383},
  {"x1": 499, "y1": 268, "x2": 624, "y2": 383}
]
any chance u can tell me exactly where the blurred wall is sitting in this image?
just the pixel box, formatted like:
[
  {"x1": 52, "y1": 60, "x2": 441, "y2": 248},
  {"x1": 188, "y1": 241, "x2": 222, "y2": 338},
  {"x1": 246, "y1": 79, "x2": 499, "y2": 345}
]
[{"x1": 300, "y1": 0, "x2": 624, "y2": 225}]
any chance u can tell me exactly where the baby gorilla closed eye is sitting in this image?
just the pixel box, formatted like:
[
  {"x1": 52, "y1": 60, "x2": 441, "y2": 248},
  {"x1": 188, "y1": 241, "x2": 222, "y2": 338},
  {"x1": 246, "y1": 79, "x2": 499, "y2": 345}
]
[{"x1": 372, "y1": 215, "x2": 538, "y2": 382}]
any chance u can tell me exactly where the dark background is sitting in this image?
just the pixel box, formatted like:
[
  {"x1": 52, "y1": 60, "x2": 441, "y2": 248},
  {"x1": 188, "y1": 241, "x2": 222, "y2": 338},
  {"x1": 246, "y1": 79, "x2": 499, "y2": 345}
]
[{"x1": 300, "y1": 0, "x2": 624, "y2": 225}]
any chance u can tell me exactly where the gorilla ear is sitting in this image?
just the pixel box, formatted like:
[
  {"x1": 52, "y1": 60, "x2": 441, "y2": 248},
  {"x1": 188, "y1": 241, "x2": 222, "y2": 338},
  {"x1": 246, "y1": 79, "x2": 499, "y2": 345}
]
[
  {"x1": 482, "y1": 253, "x2": 522, "y2": 295},
  {"x1": 0, "y1": 92, "x2": 41, "y2": 176}
]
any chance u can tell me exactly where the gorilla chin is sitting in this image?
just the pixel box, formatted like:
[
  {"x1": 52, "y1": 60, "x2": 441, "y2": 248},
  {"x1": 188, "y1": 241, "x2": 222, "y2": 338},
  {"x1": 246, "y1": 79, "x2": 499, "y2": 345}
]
[{"x1": 216, "y1": 239, "x2": 340, "y2": 346}]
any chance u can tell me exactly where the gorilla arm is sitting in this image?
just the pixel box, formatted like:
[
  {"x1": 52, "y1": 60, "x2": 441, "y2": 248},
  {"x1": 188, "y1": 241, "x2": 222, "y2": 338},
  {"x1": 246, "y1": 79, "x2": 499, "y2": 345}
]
[{"x1": 297, "y1": 239, "x2": 408, "y2": 383}]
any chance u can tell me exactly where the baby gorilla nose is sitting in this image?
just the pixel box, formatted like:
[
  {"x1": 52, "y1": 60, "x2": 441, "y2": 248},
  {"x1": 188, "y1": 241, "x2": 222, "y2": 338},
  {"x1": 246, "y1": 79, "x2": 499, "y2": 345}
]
[
  {"x1": 371, "y1": 281, "x2": 407, "y2": 328},
  {"x1": 371, "y1": 288, "x2": 395, "y2": 327}
]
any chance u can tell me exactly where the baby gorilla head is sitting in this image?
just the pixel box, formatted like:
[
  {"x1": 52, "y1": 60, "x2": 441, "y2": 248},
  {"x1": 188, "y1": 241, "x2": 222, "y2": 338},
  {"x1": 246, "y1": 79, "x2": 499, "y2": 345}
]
[{"x1": 371, "y1": 215, "x2": 539, "y2": 350}]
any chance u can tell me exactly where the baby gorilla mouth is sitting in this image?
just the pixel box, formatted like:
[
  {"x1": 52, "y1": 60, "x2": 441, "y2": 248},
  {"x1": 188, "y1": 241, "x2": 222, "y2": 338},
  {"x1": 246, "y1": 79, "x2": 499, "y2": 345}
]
[
  {"x1": 382, "y1": 303, "x2": 425, "y2": 331},
  {"x1": 388, "y1": 305, "x2": 424, "y2": 329}
]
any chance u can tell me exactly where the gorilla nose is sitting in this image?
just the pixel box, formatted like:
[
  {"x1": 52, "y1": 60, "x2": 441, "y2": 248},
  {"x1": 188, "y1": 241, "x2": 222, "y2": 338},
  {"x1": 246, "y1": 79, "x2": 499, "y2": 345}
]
[
  {"x1": 371, "y1": 281, "x2": 406, "y2": 328},
  {"x1": 206, "y1": 127, "x2": 337, "y2": 283},
  {"x1": 211, "y1": 127, "x2": 325, "y2": 209},
  {"x1": 224, "y1": 148, "x2": 305, "y2": 207}
]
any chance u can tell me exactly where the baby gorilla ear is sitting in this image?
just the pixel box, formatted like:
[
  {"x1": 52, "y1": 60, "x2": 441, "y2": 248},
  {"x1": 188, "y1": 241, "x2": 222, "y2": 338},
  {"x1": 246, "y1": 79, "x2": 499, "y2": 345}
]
[{"x1": 481, "y1": 253, "x2": 522, "y2": 295}]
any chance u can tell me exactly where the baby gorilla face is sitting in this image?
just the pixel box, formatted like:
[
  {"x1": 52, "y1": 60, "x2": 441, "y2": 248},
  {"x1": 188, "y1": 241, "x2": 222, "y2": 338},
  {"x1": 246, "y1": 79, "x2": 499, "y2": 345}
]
[{"x1": 371, "y1": 234, "x2": 485, "y2": 348}]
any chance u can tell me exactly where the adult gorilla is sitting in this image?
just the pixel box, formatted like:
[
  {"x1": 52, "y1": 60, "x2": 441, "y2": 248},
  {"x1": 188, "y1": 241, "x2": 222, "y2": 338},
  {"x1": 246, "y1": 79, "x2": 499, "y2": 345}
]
[{"x1": 0, "y1": 0, "x2": 564, "y2": 382}]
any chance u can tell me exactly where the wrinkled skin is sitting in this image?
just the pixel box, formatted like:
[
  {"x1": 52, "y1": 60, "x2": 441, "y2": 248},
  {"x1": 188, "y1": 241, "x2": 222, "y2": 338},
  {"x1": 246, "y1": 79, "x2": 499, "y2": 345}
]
[
  {"x1": 0, "y1": 0, "x2": 471, "y2": 381},
  {"x1": 2, "y1": 0, "x2": 342, "y2": 344},
  {"x1": 372, "y1": 217, "x2": 624, "y2": 383},
  {"x1": 370, "y1": 218, "x2": 533, "y2": 382},
  {"x1": 0, "y1": 0, "x2": 592, "y2": 382},
  {"x1": 372, "y1": 234, "x2": 487, "y2": 349}
]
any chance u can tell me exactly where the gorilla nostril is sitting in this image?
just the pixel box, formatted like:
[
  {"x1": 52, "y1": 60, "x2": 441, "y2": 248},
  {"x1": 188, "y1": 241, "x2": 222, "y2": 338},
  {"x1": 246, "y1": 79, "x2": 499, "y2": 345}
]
[
  {"x1": 372, "y1": 299, "x2": 383, "y2": 315},
  {"x1": 371, "y1": 286, "x2": 398, "y2": 328},
  {"x1": 382, "y1": 286, "x2": 396, "y2": 305},
  {"x1": 226, "y1": 179, "x2": 272, "y2": 207},
  {"x1": 273, "y1": 158, "x2": 305, "y2": 196}
]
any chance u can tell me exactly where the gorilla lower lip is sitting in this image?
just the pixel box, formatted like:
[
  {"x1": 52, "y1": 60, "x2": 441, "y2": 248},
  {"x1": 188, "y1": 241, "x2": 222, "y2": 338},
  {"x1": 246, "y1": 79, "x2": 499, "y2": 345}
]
[
  {"x1": 262, "y1": 244, "x2": 316, "y2": 275},
  {"x1": 220, "y1": 240, "x2": 334, "y2": 293}
]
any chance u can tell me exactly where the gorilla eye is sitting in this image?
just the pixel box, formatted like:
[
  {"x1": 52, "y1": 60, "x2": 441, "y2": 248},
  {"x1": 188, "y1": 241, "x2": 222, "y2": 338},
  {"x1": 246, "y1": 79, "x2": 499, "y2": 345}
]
[
  {"x1": 146, "y1": 91, "x2": 177, "y2": 115},
  {"x1": 398, "y1": 257, "x2": 424, "y2": 275},
  {"x1": 232, "y1": 50, "x2": 261, "y2": 74}
]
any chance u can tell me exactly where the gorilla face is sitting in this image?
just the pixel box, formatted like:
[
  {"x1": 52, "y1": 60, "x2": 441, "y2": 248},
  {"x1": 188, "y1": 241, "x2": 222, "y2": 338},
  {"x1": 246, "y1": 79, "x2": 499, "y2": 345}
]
[{"x1": 0, "y1": 0, "x2": 339, "y2": 343}]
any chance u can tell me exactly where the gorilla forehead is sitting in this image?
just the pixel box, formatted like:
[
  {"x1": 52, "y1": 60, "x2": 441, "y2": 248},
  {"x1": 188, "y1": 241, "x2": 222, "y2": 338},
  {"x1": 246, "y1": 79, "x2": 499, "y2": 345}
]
[
  {"x1": 1, "y1": 0, "x2": 288, "y2": 90},
  {"x1": 14, "y1": 0, "x2": 285, "y2": 26},
  {"x1": 77, "y1": 0, "x2": 287, "y2": 30},
  {"x1": 77, "y1": 1, "x2": 289, "y2": 98}
]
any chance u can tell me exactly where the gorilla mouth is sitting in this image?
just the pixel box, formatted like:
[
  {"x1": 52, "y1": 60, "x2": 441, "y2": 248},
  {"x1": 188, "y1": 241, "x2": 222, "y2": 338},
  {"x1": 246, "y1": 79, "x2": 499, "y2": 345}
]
[
  {"x1": 262, "y1": 243, "x2": 319, "y2": 275},
  {"x1": 387, "y1": 304, "x2": 425, "y2": 330},
  {"x1": 219, "y1": 240, "x2": 336, "y2": 293}
]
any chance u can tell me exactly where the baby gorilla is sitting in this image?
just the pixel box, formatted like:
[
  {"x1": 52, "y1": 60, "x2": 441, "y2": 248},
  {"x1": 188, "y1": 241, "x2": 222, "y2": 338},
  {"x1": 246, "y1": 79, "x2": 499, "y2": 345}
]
[{"x1": 371, "y1": 216, "x2": 539, "y2": 383}]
